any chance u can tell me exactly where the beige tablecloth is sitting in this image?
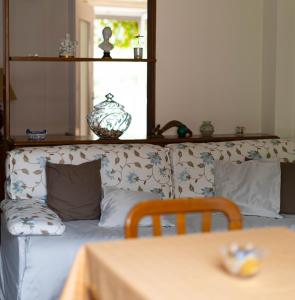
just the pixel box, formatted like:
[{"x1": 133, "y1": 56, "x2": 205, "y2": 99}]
[{"x1": 61, "y1": 227, "x2": 295, "y2": 300}]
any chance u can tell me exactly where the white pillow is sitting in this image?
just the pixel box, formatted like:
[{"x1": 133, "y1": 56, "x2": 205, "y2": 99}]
[
  {"x1": 214, "y1": 160, "x2": 281, "y2": 218},
  {"x1": 99, "y1": 187, "x2": 173, "y2": 228}
]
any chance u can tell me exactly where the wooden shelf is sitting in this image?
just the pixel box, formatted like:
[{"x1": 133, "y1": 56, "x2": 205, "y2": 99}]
[
  {"x1": 10, "y1": 133, "x2": 279, "y2": 148},
  {"x1": 9, "y1": 56, "x2": 155, "y2": 62}
]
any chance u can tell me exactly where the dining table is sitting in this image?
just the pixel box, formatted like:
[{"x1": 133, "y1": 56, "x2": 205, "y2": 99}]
[{"x1": 60, "y1": 227, "x2": 295, "y2": 300}]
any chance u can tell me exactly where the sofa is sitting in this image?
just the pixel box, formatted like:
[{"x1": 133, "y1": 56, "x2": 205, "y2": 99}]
[{"x1": 1, "y1": 138, "x2": 295, "y2": 300}]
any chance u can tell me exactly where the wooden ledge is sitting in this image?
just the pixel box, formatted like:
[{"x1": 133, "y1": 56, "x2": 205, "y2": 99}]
[{"x1": 8, "y1": 133, "x2": 279, "y2": 148}]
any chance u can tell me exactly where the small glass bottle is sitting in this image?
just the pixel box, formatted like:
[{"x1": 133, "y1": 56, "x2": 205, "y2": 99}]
[
  {"x1": 235, "y1": 126, "x2": 245, "y2": 135},
  {"x1": 134, "y1": 35, "x2": 144, "y2": 59}
]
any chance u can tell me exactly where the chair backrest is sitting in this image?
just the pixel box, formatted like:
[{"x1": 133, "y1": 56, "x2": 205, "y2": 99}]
[{"x1": 125, "y1": 197, "x2": 242, "y2": 238}]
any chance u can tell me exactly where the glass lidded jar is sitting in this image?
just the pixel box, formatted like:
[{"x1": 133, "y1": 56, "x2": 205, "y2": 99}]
[{"x1": 87, "y1": 93, "x2": 132, "y2": 139}]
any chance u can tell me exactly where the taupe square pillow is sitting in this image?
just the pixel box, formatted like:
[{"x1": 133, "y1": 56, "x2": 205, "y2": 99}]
[
  {"x1": 280, "y1": 162, "x2": 295, "y2": 214},
  {"x1": 46, "y1": 160, "x2": 102, "y2": 221}
]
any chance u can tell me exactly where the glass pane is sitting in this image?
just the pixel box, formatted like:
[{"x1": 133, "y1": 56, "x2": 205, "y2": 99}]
[{"x1": 93, "y1": 62, "x2": 147, "y2": 139}]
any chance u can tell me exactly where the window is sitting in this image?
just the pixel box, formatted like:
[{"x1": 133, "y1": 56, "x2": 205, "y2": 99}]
[{"x1": 92, "y1": 10, "x2": 148, "y2": 139}]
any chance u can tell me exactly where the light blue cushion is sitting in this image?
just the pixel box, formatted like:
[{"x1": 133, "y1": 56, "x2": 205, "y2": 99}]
[
  {"x1": 214, "y1": 160, "x2": 281, "y2": 218},
  {"x1": 98, "y1": 187, "x2": 173, "y2": 228}
]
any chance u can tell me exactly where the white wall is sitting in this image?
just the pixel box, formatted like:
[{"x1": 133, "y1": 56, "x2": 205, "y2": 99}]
[{"x1": 156, "y1": 0, "x2": 263, "y2": 135}]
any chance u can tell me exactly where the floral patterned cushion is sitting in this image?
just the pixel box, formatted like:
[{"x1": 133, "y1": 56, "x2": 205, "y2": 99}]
[
  {"x1": 1, "y1": 199, "x2": 65, "y2": 236},
  {"x1": 167, "y1": 139, "x2": 295, "y2": 198},
  {"x1": 6, "y1": 144, "x2": 173, "y2": 201}
]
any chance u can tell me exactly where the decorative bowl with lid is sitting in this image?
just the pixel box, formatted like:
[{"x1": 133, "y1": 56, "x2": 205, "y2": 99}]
[
  {"x1": 87, "y1": 93, "x2": 132, "y2": 139},
  {"x1": 26, "y1": 129, "x2": 47, "y2": 141}
]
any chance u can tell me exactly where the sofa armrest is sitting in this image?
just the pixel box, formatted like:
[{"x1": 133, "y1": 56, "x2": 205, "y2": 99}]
[{"x1": 1, "y1": 199, "x2": 65, "y2": 236}]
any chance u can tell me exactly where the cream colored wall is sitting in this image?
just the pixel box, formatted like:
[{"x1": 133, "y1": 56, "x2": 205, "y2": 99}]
[
  {"x1": 274, "y1": 0, "x2": 295, "y2": 138},
  {"x1": 156, "y1": 0, "x2": 263, "y2": 135},
  {"x1": 261, "y1": 0, "x2": 276, "y2": 134}
]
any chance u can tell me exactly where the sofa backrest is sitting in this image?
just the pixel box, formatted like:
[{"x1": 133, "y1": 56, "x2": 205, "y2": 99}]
[
  {"x1": 6, "y1": 144, "x2": 173, "y2": 201},
  {"x1": 6, "y1": 139, "x2": 295, "y2": 202},
  {"x1": 167, "y1": 139, "x2": 295, "y2": 198}
]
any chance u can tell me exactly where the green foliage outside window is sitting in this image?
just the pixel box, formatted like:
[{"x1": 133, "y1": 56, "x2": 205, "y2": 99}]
[{"x1": 95, "y1": 19, "x2": 139, "y2": 49}]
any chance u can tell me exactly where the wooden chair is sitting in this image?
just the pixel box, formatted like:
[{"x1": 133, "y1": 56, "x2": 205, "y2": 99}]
[{"x1": 125, "y1": 197, "x2": 242, "y2": 238}]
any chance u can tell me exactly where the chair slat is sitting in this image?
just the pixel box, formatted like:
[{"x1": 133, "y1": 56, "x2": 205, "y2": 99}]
[
  {"x1": 125, "y1": 198, "x2": 243, "y2": 239},
  {"x1": 202, "y1": 212, "x2": 211, "y2": 232},
  {"x1": 152, "y1": 215, "x2": 161, "y2": 236},
  {"x1": 176, "y1": 213, "x2": 186, "y2": 234}
]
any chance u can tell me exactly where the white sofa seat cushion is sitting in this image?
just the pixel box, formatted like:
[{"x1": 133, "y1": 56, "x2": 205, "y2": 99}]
[
  {"x1": 6, "y1": 144, "x2": 173, "y2": 201},
  {"x1": 1, "y1": 199, "x2": 65, "y2": 236},
  {"x1": 167, "y1": 139, "x2": 295, "y2": 198}
]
